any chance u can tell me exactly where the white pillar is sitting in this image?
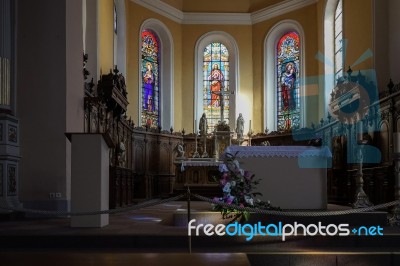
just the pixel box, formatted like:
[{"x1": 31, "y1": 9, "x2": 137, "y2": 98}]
[{"x1": 17, "y1": 0, "x2": 83, "y2": 212}]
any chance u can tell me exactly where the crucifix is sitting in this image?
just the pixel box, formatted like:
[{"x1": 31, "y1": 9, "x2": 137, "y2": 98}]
[{"x1": 211, "y1": 89, "x2": 230, "y2": 124}]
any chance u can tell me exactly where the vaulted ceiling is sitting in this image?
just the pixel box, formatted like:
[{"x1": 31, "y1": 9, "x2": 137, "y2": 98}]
[{"x1": 160, "y1": 0, "x2": 287, "y2": 13}]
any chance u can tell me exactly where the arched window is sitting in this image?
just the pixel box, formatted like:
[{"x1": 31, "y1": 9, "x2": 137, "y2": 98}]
[
  {"x1": 334, "y1": 0, "x2": 343, "y2": 81},
  {"x1": 195, "y1": 32, "x2": 238, "y2": 133},
  {"x1": 324, "y1": 0, "x2": 344, "y2": 110},
  {"x1": 113, "y1": 2, "x2": 117, "y2": 67},
  {"x1": 141, "y1": 30, "x2": 160, "y2": 127},
  {"x1": 202, "y1": 42, "x2": 230, "y2": 131},
  {"x1": 264, "y1": 20, "x2": 305, "y2": 132},
  {"x1": 276, "y1": 31, "x2": 300, "y2": 131},
  {"x1": 139, "y1": 19, "x2": 174, "y2": 130}
]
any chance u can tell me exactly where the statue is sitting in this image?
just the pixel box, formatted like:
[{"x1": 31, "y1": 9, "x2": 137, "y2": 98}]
[
  {"x1": 116, "y1": 139, "x2": 126, "y2": 167},
  {"x1": 175, "y1": 143, "x2": 185, "y2": 159},
  {"x1": 236, "y1": 113, "x2": 244, "y2": 140},
  {"x1": 199, "y1": 113, "x2": 208, "y2": 136}
]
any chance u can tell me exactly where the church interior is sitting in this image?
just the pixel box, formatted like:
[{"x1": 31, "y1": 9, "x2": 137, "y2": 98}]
[{"x1": 1, "y1": 0, "x2": 400, "y2": 265}]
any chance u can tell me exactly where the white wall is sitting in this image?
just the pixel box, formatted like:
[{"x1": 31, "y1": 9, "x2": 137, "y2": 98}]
[
  {"x1": 389, "y1": 0, "x2": 400, "y2": 83},
  {"x1": 373, "y1": 0, "x2": 389, "y2": 90}
]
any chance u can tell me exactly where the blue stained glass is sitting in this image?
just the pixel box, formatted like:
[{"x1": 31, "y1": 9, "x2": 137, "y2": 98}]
[
  {"x1": 141, "y1": 30, "x2": 160, "y2": 127},
  {"x1": 277, "y1": 31, "x2": 300, "y2": 131}
]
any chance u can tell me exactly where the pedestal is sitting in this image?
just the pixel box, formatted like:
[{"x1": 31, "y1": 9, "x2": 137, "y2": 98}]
[{"x1": 69, "y1": 133, "x2": 113, "y2": 227}]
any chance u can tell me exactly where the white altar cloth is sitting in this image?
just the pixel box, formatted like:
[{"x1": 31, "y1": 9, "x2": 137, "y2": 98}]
[
  {"x1": 224, "y1": 146, "x2": 332, "y2": 210},
  {"x1": 179, "y1": 159, "x2": 221, "y2": 171}
]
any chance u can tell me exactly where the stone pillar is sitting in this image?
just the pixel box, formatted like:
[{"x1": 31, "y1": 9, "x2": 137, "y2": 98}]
[{"x1": 17, "y1": 0, "x2": 83, "y2": 212}]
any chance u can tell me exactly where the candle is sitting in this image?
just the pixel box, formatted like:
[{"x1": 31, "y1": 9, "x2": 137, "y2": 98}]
[
  {"x1": 195, "y1": 119, "x2": 197, "y2": 134},
  {"x1": 249, "y1": 120, "x2": 252, "y2": 132},
  {"x1": 394, "y1": 132, "x2": 400, "y2": 153}
]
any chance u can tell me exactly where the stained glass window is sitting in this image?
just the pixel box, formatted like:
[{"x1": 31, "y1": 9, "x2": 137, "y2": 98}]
[
  {"x1": 203, "y1": 42, "x2": 229, "y2": 132},
  {"x1": 334, "y1": 0, "x2": 343, "y2": 82},
  {"x1": 141, "y1": 30, "x2": 160, "y2": 127},
  {"x1": 277, "y1": 31, "x2": 300, "y2": 131},
  {"x1": 114, "y1": 3, "x2": 117, "y2": 34}
]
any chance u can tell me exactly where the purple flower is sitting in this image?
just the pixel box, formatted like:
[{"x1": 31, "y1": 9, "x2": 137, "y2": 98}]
[
  {"x1": 226, "y1": 195, "x2": 235, "y2": 204},
  {"x1": 244, "y1": 171, "x2": 252, "y2": 180},
  {"x1": 213, "y1": 197, "x2": 222, "y2": 202}
]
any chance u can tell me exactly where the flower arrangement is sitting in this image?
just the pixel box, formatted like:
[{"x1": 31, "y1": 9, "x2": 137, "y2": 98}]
[{"x1": 213, "y1": 152, "x2": 279, "y2": 222}]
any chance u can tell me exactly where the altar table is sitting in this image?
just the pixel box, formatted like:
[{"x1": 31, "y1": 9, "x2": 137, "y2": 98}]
[{"x1": 224, "y1": 146, "x2": 332, "y2": 209}]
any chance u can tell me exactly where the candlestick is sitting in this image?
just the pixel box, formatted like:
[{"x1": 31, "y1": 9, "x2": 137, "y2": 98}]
[{"x1": 394, "y1": 132, "x2": 400, "y2": 153}]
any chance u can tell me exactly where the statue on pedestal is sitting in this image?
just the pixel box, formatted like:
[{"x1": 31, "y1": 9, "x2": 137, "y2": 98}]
[
  {"x1": 199, "y1": 113, "x2": 208, "y2": 136},
  {"x1": 236, "y1": 113, "x2": 244, "y2": 140}
]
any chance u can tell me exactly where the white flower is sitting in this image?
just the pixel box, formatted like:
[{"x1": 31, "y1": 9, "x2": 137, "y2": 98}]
[
  {"x1": 239, "y1": 169, "x2": 244, "y2": 176},
  {"x1": 223, "y1": 183, "x2": 231, "y2": 193},
  {"x1": 245, "y1": 195, "x2": 254, "y2": 206},
  {"x1": 230, "y1": 181, "x2": 236, "y2": 187},
  {"x1": 219, "y1": 163, "x2": 228, "y2": 172}
]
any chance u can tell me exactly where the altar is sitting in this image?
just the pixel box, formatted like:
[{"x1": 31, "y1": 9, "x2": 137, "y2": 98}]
[
  {"x1": 173, "y1": 159, "x2": 221, "y2": 197},
  {"x1": 225, "y1": 146, "x2": 332, "y2": 210}
]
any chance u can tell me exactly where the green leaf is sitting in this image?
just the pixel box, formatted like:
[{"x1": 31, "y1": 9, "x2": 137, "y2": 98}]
[{"x1": 243, "y1": 211, "x2": 250, "y2": 221}]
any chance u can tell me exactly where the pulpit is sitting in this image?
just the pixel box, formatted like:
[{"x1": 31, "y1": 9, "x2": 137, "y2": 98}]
[{"x1": 225, "y1": 146, "x2": 332, "y2": 209}]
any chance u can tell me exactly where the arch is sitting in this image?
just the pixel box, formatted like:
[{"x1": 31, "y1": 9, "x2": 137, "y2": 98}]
[
  {"x1": 139, "y1": 19, "x2": 174, "y2": 129},
  {"x1": 264, "y1": 20, "x2": 305, "y2": 131},
  {"x1": 194, "y1": 31, "x2": 239, "y2": 132}
]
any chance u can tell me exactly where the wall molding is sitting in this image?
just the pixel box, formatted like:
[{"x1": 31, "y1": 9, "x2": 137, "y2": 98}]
[
  {"x1": 132, "y1": 0, "x2": 317, "y2": 25},
  {"x1": 183, "y1": 13, "x2": 251, "y2": 25},
  {"x1": 251, "y1": 0, "x2": 317, "y2": 24},
  {"x1": 132, "y1": 0, "x2": 183, "y2": 23}
]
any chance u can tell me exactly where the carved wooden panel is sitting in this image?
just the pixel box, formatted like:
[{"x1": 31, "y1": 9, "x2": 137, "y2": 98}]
[
  {"x1": 378, "y1": 122, "x2": 389, "y2": 164},
  {"x1": 133, "y1": 139, "x2": 145, "y2": 174}
]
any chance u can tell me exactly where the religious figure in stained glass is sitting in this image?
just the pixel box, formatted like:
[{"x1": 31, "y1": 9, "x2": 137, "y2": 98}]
[
  {"x1": 143, "y1": 62, "x2": 154, "y2": 111},
  {"x1": 203, "y1": 43, "x2": 229, "y2": 131},
  {"x1": 281, "y1": 62, "x2": 296, "y2": 111},
  {"x1": 209, "y1": 63, "x2": 225, "y2": 107},
  {"x1": 277, "y1": 31, "x2": 300, "y2": 131},
  {"x1": 141, "y1": 30, "x2": 160, "y2": 127}
]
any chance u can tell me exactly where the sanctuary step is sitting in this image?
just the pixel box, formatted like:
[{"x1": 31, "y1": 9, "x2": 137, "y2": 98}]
[
  {"x1": 174, "y1": 186, "x2": 221, "y2": 199},
  {"x1": 0, "y1": 201, "x2": 397, "y2": 254}
]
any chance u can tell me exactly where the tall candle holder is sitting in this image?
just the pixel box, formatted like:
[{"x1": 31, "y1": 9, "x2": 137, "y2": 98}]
[
  {"x1": 352, "y1": 141, "x2": 373, "y2": 208},
  {"x1": 192, "y1": 132, "x2": 200, "y2": 158},
  {"x1": 390, "y1": 132, "x2": 400, "y2": 225},
  {"x1": 247, "y1": 129, "x2": 253, "y2": 146},
  {"x1": 201, "y1": 134, "x2": 209, "y2": 158}
]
